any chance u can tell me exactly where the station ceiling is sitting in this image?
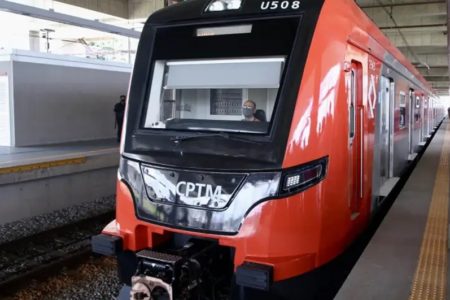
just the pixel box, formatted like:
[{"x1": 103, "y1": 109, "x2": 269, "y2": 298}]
[
  {"x1": 356, "y1": 0, "x2": 449, "y2": 96},
  {"x1": 56, "y1": 0, "x2": 164, "y2": 20},
  {"x1": 55, "y1": 0, "x2": 449, "y2": 95}
]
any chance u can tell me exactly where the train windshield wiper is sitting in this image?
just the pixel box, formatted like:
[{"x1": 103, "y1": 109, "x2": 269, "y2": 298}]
[{"x1": 170, "y1": 132, "x2": 261, "y2": 144}]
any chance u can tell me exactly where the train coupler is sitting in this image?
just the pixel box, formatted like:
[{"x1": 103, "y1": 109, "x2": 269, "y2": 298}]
[
  {"x1": 129, "y1": 239, "x2": 232, "y2": 300},
  {"x1": 130, "y1": 249, "x2": 186, "y2": 300}
]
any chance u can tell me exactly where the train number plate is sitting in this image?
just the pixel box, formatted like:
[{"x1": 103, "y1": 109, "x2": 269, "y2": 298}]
[{"x1": 260, "y1": 0, "x2": 301, "y2": 11}]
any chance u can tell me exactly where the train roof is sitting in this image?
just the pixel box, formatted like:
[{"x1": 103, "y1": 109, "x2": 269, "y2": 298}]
[{"x1": 145, "y1": 0, "x2": 322, "y2": 25}]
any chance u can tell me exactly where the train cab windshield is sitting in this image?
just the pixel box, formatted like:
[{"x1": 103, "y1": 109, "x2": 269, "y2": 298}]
[
  {"x1": 143, "y1": 57, "x2": 285, "y2": 134},
  {"x1": 124, "y1": 14, "x2": 318, "y2": 169}
]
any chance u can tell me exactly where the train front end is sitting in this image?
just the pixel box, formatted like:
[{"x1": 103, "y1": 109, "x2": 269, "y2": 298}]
[{"x1": 92, "y1": 0, "x2": 338, "y2": 299}]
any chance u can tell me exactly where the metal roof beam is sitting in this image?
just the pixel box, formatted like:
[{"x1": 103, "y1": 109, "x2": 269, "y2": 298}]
[
  {"x1": 359, "y1": 1, "x2": 445, "y2": 9},
  {"x1": 0, "y1": 0, "x2": 141, "y2": 38},
  {"x1": 397, "y1": 46, "x2": 447, "y2": 55},
  {"x1": 424, "y1": 76, "x2": 450, "y2": 81},
  {"x1": 56, "y1": 0, "x2": 128, "y2": 19},
  {"x1": 386, "y1": 32, "x2": 447, "y2": 49},
  {"x1": 379, "y1": 23, "x2": 447, "y2": 30},
  {"x1": 416, "y1": 66, "x2": 449, "y2": 76},
  {"x1": 363, "y1": 3, "x2": 447, "y2": 28}
]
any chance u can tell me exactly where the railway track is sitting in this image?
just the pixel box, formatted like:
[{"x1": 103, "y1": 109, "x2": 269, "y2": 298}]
[{"x1": 0, "y1": 211, "x2": 114, "y2": 297}]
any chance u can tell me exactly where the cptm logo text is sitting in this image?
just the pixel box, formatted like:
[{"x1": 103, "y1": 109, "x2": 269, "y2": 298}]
[{"x1": 176, "y1": 181, "x2": 223, "y2": 200}]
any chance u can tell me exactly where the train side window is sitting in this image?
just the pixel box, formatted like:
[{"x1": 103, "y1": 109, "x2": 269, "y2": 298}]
[
  {"x1": 399, "y1": 92, "x2": 406, "y2": 129},
  {"x1": 415, "y1": 96, "x2": 421, "y2": 121},
  {"x1": 348, "y1": 70, "x2": 356, "y2": 140}
]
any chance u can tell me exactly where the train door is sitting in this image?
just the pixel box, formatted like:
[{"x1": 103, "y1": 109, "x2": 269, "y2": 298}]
[
  {"x1": 427, "y1": 98, "x2": 430, "y2": 136},
  {"x1": 378, "y1": 77, "x2": 391, "y2": 185},
  {"x1": 420, "y1": 97, "x2": 425, "y2": 143},
  {"x1": 408, "y1": 89, "x2": 414, "y2": 157},
  {"x1": 415, "y1": 96, "x2": 424, "y2": 146},
  {"x1": 423, "y1": 97, "x2": 428, "y2": 139},
  {"x1": 377, "y1": 76, "x2": 394, "y2": 197},
  {"x1": 348, "y1": 62, "x2": 363, "y2": 217},
  {"x1": 430, "y1": 98, "x2": 434, "y2": 130}
]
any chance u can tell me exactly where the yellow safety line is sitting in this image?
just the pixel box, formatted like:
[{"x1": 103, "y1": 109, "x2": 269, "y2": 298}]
[
  {"x1": 409, "y1": 122, "x2": 450, "y2": 300},
  {"x1": 0, "y1": 157, "x2": 87, "y2": 175}
]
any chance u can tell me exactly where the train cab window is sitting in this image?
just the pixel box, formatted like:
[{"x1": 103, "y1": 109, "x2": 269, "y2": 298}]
[
  {"x1": 399, "y1": 92, "x2": 406, "y2": 129},
  {"x1": 143, "y1": 57, "x2": 285, "y2": 133}
]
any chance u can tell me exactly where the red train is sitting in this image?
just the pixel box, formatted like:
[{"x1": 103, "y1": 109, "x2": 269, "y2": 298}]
[{"x1": 92, "y1": 0, "x2": 446, "y2": 298}]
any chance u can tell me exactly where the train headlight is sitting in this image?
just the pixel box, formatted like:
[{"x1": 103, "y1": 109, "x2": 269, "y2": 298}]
[
  {"x1": 205, "y1": 0, "x2": 242, "y2": 12},
  {"x1": 280, "y1": 157, "x2": 328, "y2": 196}
]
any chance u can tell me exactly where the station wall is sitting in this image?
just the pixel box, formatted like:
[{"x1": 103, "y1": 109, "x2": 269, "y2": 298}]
[
  {"x1": 0, "y1": 50, "x2": 132, "y2": 146},
  {"x1": 13, "y1": 61, "x2": 130, "y2": 146},
  {"x1": 0, "y1": 61, "x2": 12, "y2": 146}
]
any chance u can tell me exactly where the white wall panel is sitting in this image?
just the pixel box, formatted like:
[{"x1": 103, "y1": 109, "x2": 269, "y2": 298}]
[{"x1": 4, "y1": 50, "x2": 131, "y2": 146}]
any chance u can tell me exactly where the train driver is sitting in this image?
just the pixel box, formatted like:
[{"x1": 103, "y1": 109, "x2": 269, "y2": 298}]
[{"x1": 242, "y1": 100, "x2": 260, "y2": 122}]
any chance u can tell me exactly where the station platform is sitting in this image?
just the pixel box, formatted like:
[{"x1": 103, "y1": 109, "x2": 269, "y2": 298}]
[
  {"x1": 336, "y1": 120, "x2": 450, "y2": 300},
  {"x1": 0, "y1": 139, "x2": 118, "y2": 169},
  {"x1": 0, "y1": 140, "x2": 119, "y2": 239}
]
